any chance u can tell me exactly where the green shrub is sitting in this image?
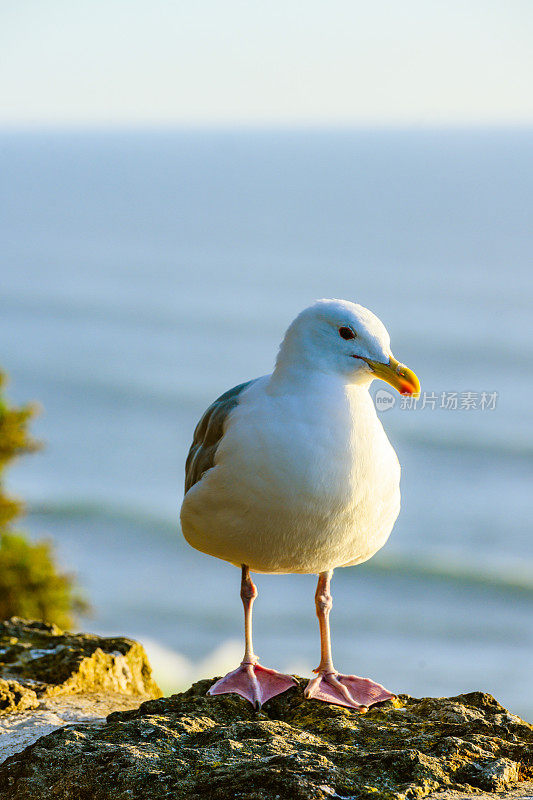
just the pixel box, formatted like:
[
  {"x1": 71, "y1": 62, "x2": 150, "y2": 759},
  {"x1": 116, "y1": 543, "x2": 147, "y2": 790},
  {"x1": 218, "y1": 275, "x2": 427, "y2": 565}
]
[
  {"x1": 0, "y1": 370, "x2": 86, "y2": 628},
  {"x1": 0, "y1": 532, "x2": 86, "y2": 628}
]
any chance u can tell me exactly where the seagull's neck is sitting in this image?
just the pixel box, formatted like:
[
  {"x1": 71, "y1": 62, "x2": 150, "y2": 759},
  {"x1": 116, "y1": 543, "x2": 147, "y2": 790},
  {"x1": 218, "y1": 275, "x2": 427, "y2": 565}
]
[{"x1": 267, "y1": 360, "x2": 371, "y2": 401}]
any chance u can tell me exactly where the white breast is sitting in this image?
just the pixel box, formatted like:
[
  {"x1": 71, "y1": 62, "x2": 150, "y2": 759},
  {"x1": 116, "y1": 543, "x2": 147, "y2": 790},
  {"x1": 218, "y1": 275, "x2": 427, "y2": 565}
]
[{"x1": 180, "y1": 375, "x2": 401, "y2": 574}]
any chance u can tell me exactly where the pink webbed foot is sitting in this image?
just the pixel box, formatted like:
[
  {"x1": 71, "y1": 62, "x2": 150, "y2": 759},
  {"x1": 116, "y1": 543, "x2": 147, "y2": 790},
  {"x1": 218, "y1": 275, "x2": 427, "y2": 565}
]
[
  {"x1": 208, "y1": 660, "x2": 297, "y2": 710},
  {"x1": 304, "y1": 670, "x2": 395, "y2": 711}
]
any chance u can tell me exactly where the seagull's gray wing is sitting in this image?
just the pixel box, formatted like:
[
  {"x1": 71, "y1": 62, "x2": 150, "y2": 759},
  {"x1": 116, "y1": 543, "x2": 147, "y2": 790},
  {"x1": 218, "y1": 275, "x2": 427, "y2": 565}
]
[{"x1": 184, "y1": 379, "x2": 257, "y2": 494}]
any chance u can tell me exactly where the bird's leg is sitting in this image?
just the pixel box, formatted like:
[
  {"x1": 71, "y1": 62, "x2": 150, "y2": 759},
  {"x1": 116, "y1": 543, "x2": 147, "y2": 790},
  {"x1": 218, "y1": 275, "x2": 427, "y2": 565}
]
[
  {"x1": 208, "y1": 565, "x2": 297, "y2": 710},
  {"x1": 304, "y1": 570, "x2": 395, "y2": 711},
  {"x1": 312, "y1": 569, "x2": 336, "y2": 673},
  {"x1": 241, "y1": 563, "x2": 258, "y2": 665}
]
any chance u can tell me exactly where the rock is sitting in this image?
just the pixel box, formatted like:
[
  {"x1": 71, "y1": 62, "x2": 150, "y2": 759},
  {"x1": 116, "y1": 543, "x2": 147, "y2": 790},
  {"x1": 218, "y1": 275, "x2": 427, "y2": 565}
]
[
  {"x1": 0, "y1": 677, "x2": 531, "y2": 800},
  {"x1": 0, "y1": 618, "x2": 161, "y2": 698},
  {"x1": 0, "y1": 691, "x2": 159, "y2": 766},
  {"x1": 0, "y1": 679, "x2": 39, "y2": 714},
  {"x1": 0, "y1": 618, "x2": 162, "y2": 765}
]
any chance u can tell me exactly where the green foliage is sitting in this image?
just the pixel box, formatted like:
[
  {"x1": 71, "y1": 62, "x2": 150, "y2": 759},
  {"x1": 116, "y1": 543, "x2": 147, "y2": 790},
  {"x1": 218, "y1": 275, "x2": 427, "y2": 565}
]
[
  {"x1": 0, "y1": 532, "x2": 87, "y2": 629},
  {"x1": 0, "y1": 372, "x2": 40, "y2": 528},
  {"x1": 0, "y1": 369, "x2": 86, "y2": 628}
]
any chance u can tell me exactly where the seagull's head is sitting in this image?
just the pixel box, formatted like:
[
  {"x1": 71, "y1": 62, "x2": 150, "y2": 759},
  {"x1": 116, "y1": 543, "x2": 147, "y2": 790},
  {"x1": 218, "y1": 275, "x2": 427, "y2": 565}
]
[{"x1": 275, "y1": 298, "x2": 420, "y2": 396}]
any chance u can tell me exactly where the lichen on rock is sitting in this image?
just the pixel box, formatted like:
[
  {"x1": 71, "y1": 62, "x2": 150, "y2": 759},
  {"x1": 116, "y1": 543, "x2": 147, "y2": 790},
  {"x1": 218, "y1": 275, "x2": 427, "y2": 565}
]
[
  {"x1": 0, "y1": 678, "x2": 39, "y2": 714},
  {"x1": 0, "y1": 618, "x2": 162, "y2": 766},
  {"x1": 0, "y1": 676, "x2": 531, "y2": 800},
  {"x1": 0, "y1": 618, "x2": 161, "y2": 700}
]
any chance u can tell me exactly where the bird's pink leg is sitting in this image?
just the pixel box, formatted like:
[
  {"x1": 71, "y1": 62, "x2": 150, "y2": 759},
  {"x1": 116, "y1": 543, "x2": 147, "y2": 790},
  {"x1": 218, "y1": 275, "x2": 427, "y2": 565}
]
[
  {"x1": 304, "y1": 570, "x2": 395, "y2": 711},
  {"x1": 208, "y1": 565, "x2": 297, "y2": 710}
]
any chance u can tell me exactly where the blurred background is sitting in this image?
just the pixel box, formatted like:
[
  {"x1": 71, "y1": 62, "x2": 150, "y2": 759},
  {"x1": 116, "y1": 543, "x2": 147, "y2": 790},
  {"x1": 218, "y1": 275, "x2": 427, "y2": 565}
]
[{"x1": 1, "y1": 2, "x2": 532, "y2": 718}]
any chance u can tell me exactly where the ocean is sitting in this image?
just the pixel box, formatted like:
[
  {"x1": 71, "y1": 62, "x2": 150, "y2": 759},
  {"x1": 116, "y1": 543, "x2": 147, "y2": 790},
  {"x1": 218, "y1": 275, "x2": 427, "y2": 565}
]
[{"x1": 1, "y1": 128, "x2": 532, "y2": 718}]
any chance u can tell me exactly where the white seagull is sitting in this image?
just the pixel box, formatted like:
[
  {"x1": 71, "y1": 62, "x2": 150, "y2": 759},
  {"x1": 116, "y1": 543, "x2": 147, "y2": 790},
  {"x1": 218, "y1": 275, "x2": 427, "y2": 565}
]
[{"x1": 180, "y1": 299, "x2": 420, "y2": 711}]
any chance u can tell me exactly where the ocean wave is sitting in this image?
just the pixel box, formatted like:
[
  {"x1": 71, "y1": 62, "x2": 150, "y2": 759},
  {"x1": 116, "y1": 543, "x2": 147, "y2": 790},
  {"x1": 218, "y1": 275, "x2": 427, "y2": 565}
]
[
  {"x1": 398, "y1": 429, "x2": 533, "y2": 461},
  {"x1": 363, "y1": 552, "x2": 533, "y2": 594},
  {"x1": 28, "y1": 499, "x2": 178, "y2": 537}
]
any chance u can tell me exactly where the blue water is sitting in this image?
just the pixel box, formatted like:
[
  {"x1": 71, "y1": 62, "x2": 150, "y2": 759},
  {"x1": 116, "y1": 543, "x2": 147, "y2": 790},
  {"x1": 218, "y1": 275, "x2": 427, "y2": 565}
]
[{"x1": 1, "y1": 128, "x2": 532, "y2": 718}]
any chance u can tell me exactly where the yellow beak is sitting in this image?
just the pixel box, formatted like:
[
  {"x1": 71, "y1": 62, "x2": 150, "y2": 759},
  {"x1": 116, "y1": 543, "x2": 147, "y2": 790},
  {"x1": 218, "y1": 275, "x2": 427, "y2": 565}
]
[{"x1": 364, "y1": 355, "x2": 420, "y2": 397}]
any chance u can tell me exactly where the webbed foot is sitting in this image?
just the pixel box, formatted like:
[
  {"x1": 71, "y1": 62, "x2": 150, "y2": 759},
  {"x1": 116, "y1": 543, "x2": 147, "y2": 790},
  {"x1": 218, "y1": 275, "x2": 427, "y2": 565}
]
[
  {"x1": 304, "y1": 670, "x2": 394, "y2": 711},
  {"x1": 208, "y1": 660, "x2": 297, "y2": 710}
]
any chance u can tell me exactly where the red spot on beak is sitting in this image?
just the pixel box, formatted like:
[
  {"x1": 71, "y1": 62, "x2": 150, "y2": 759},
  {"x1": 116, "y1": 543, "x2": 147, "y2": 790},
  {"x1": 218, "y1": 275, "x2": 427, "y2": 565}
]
[{"x1": 399, "y1": 381, "x2": 414, "y2": 396}]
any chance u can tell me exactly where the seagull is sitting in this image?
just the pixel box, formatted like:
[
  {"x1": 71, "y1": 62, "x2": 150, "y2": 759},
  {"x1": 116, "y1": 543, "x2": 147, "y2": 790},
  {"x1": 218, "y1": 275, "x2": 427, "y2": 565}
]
[{"x1": 180, "y1": 299, "x2": 419, "y2": 711}]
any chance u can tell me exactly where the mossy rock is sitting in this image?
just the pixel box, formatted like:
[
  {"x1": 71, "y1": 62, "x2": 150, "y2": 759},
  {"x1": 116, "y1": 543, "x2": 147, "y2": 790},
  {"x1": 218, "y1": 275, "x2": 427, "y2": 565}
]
[
  {"x1": 0, "y1": 618, "x2": 161, "y2": 700},
  {"x1": 0, "y1": 676, "x2": 531, "y2": 799},
  {"x1": 0, "y1": 678, "x2": 39, "y2": 714}
]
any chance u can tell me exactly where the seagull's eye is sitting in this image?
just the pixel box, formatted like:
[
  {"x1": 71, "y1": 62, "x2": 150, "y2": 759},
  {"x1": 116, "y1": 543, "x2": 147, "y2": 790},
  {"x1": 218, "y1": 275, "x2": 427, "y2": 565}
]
[{"x1": 339, "y1": 326, "x2": 356, "y2": 340}]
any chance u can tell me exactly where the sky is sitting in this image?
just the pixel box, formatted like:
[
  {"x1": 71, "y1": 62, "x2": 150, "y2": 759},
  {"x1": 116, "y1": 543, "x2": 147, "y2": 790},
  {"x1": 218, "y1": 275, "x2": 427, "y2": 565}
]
[{"x1": 1, "y1": 0, "x2": 533, "y2": 127}]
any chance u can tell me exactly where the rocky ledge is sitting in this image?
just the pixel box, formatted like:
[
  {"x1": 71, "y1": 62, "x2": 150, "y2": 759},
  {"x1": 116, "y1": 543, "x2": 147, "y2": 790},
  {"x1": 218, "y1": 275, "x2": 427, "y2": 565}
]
[
  {"x1": 0, "y1": 618, "x2": 161, "y2": 764},
  {"x1": 0, "y1": 659, "x2": 531, "y2": 800}
]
